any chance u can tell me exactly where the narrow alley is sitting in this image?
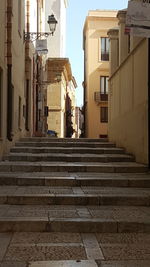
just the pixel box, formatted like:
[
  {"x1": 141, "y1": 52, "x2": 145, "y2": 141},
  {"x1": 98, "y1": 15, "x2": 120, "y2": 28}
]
[
  {"x1": 0, "y1": 137, "x2": 150, "y2": 266},
  {"x1": 1, "y1": 0, "x2": 150, "y2": 266}
]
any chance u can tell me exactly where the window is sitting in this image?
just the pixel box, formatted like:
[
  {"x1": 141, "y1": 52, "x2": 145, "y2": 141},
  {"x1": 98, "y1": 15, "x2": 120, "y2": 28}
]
[
  {"x1": 101, "y1": 37, "x2": 109, "y2": 61},
  {"x1": 100, "y1": 107, "x2": 108, "y2": 123},
  {"x1": 18, "y1": 96, "x2": 21, "y2": 129},
  {"x1": 100, "y1": 76, "x2": 109, "y2": 94},
  {"x1": 25, "y1": 79, "x2": 29, "y2": 131}
]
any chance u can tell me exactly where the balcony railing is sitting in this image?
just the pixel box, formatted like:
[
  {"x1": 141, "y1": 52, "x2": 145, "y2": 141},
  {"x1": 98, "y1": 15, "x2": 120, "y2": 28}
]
[
  {"x1": 94, "y1": 92, "x2": 108, "y2": 103},
  {"x1": 101, "y1": 51, "x2": 109, "y2": 61}
]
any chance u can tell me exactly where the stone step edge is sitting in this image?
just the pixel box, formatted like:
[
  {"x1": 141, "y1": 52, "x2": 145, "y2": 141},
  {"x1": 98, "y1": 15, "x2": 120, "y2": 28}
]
[
  {"x1": 0, "y1": 195, "x2": 149, "y2": 206},
  {"x1": 15, "y1": 143, "x2": 116, "y2": 148},
  {"x1": 8, "y1": 153, "x2": 133, "y2": 158},
  {"x1": 0, "y1": 164, "x2": 147, "y2": 173},
  {"x1": 0, "y1": 218, "x2": 149, "y2": 233},
  {"x1": 10, "y1": 147, "x2": 125, "y2": 154},
  {"x1": 0, "y1": 177, "x2": 150, "y2": 187},
  {"x1": 19, "y1": 140, "x2": 109, "y2": 144},
  {"x1": 19, "y1": 138, "x2": 109, "y2": 142},
  {"x1": 7, "y1": 157, "x2": 134, "y2": 163}
]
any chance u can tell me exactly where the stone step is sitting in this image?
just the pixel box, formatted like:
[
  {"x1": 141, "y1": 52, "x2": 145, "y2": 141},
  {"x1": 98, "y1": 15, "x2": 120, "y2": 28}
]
[
  {"x1": 0, "y1": 205, "x2": 150, "y2": 233},
  {"x1": 7, "y1": 153, "x2": 134, "y2": 163},
  {"x1": 0, "y1": 184, "x2": 149, "y2": 205},
  {"x1": 10, "y1": 146, "x2": 125, "y2": 154},
  {"x1": 0, "y1": 162, "x2": 147, "y2": 173},
  {"x1": 15, "y1": 142, "x2": 116, "y2": 148},
  {"x1": 0, "y1": 172, "x2": 150, "y2": 187},
  {"x1": 23, "y1": 260, "x2": 150, "y2": 267},
  {"x1": 0, "y1": 191, "x2": 149, "y2": 206},
  {"x1": 20, "y1": 137, "x2": 108, "y2": 143}
]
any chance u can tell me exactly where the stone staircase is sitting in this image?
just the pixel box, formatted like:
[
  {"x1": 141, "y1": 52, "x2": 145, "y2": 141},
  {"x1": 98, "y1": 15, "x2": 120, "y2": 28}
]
[
  {"x1": 0, "y1": 137, "x2": 149, "y2": 235},
  {"x1": 1, "y1": 138, "x2": 147, "y2": 173},
  {"x1": 0, "y1": 137, "x2": 150, "y2": 267}
]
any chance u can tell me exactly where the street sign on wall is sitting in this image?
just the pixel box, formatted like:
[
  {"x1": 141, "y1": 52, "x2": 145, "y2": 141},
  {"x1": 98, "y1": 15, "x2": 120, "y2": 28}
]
[
  {"x1": 126, "y1": 0, "x2": 150, "y2": 37},
  {"x1": 36, "y1": 40, "x2": 48, "y2": 55}
]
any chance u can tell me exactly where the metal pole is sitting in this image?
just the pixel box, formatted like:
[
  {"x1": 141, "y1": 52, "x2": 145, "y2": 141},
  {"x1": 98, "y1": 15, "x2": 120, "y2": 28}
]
[
  {"x1": 37, "y1": 0, "x2": 39, "y2": 35},
  {"x1": 36, "y1": 0, "x2": 39, "y2": 133}
]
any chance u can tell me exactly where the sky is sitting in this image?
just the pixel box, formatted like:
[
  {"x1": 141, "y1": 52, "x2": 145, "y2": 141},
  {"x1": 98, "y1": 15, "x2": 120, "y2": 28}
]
[{"x1": 66, "y1": 0, "x2": 129, "y2": 107}]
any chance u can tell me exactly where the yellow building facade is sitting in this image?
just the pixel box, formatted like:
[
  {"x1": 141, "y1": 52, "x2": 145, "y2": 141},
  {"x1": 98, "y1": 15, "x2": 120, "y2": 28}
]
[
  {"x1": 46, "y1": 58, "x2": 77, "y2": 138},
  {"x1": 83, "y1": 10, "x2": 118, "y2": 138},
  {"x1": 0, "y1": 0, "x2": 7, "y2": 158},
  {"x1": 0, "y1": 0, "x2": 28, "y2": 159},
  {"x1": 108, "y1": 9, "x2": 148, "y2": 164},
  {"x1": 0, "y1": 0, "x2": 47, "y2": 159}
]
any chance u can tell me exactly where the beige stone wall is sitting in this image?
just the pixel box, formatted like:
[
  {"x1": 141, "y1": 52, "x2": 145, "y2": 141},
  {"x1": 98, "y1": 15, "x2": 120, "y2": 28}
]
[
  {"x1": 0, "y1": 1, "x2": 6, "y2": 65},
  {"x1": 83, "y1": 11, "x2": 118, "y2": 138},
  {"x1": 0, "y1": 0, "x2": 7, "y2": 158},
  {"x1": 109, "y1": 39, "x2": 148, "y2": 164},
  {"x1": 46, "y1": 59, "x2": 77, "y2": 138},
  {"x1": 12, "y1": 0, "x2": 26, "y2": 136},
  {"x1": 0, "y1": 0, "x2": 31, "y2": 160},
  {"x1": 47, "y1": 82, "x2": 62, "y2": 137}
]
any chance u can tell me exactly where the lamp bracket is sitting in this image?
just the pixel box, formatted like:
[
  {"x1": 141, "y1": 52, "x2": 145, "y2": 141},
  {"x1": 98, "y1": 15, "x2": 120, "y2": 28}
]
[{"x1": 24, "y1": 32, "x2": 53, "y2": 42}]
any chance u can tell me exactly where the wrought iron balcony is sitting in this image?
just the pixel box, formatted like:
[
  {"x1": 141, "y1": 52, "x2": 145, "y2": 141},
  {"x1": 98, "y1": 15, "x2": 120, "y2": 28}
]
[
  {"x1": 94, "y1": 92, "x2": 108, "y2": 103},
  {"x1": 101, "y1": 52, "x2": 109, "y2": 61}
]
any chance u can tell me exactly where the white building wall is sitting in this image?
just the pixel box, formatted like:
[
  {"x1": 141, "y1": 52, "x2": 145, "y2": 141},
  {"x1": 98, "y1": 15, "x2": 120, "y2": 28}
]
[
  {"x1": 29, "y1": 0, "x2": 37, "y2": 33},
  {"x1": 45, "y1": 0, "x2": 68, "y2": 57}
]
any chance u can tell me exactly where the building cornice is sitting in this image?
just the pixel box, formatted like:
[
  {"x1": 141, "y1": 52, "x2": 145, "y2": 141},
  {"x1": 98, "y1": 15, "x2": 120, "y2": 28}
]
[
  {"x1": 64, "y1": 0, "x2": 68, "y2": 8},
  {"x1": 107, "y1": 27, "x2": 119, "y2": 39},
  {"x1": 97, "y1": 67, "x2": 109, "y2": 72},
  {"x1": 84, "y1": 15, "x2": 118, "y2": 32},
  {"x1": 117, "y1": 9, "x2": 127, "y2": 24},
  {"x1": 46, "y1": 58, "x2": 73, "y2": 84},
  {"x1": 72, "y1": 76, "x2": 77, "y2": 88}
]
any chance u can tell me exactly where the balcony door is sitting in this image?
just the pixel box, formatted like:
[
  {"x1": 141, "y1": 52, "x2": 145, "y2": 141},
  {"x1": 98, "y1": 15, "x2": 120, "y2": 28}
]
[
  {"x1": 100, "y1": 76, "x2": 109, "y2": 101},
  {"x1": 101, "y1": 37, "x2": 109, "y2": 61}
]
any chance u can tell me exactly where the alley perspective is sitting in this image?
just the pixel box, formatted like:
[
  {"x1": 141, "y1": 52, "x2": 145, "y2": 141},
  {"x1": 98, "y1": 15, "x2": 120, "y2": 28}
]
[{"x1": 0, "y1": 0, "x2": 150, "y2": 266}]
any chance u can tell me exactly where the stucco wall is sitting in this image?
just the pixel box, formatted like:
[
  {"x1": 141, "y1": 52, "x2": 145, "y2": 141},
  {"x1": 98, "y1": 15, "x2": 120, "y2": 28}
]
[
  {"x1": 47, "y1": 82, "x2": 62, "y2": 137},
  {"x1": 0, "y1": 0, "x2": 7, "y2": 158},
  {"x1": 45, "y1": 0, "x2": 67, "y2": 57},
  {"x1": 84, "y1": 11, "x2": 118, "y2": 138},
  {"x1": 12, "y1": 0, "x2": 26, "y2": 136},
  {"x1": 0, "y1": 0, "x2": 30, "y2": 160},
  {"x1": 109, "y1": 39, "x2": 148, "y2": 164}
]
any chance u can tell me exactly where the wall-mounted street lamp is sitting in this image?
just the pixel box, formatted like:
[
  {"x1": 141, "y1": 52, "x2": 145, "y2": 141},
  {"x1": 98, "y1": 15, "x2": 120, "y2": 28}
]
[
  {"x1": 24, "y1": 14, "x2": 58, "y2": 42},
  {"x1": 35, "y1": 73, "x2": 62, "y2": 86}
]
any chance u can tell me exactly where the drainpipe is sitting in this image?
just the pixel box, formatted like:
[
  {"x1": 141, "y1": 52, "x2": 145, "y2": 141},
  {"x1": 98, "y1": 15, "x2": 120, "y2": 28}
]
[
  {"x1": 35, "y1": 0, "x2": 39, "y2": 132},
  {"x1": 148, "y1": 39, "x2": 150, "y2": 168},
  {"x1": 25, "y1": 0, "x2": 30, "y2": 131},
  {"x1": 6, "y1": 0, "x2": 13, "y2": 141},
  {"x1": 37, "y1": 0, "x2": 39, "y2": 35}
]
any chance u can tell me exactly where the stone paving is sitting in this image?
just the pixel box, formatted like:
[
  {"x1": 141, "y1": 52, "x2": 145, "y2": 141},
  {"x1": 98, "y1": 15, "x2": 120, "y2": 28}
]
[
  {"x1": 1, "y1": 233, "x2": 150, "y2": 266},
  {"x1": 0, "y1": 137, "x2": 150, "y2": 266}
]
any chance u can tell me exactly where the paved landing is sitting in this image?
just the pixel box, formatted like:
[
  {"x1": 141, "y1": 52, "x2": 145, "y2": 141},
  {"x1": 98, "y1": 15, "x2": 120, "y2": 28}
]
[{"x1": 1, "y1": 233, "x2": 150, "y2": 266}]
